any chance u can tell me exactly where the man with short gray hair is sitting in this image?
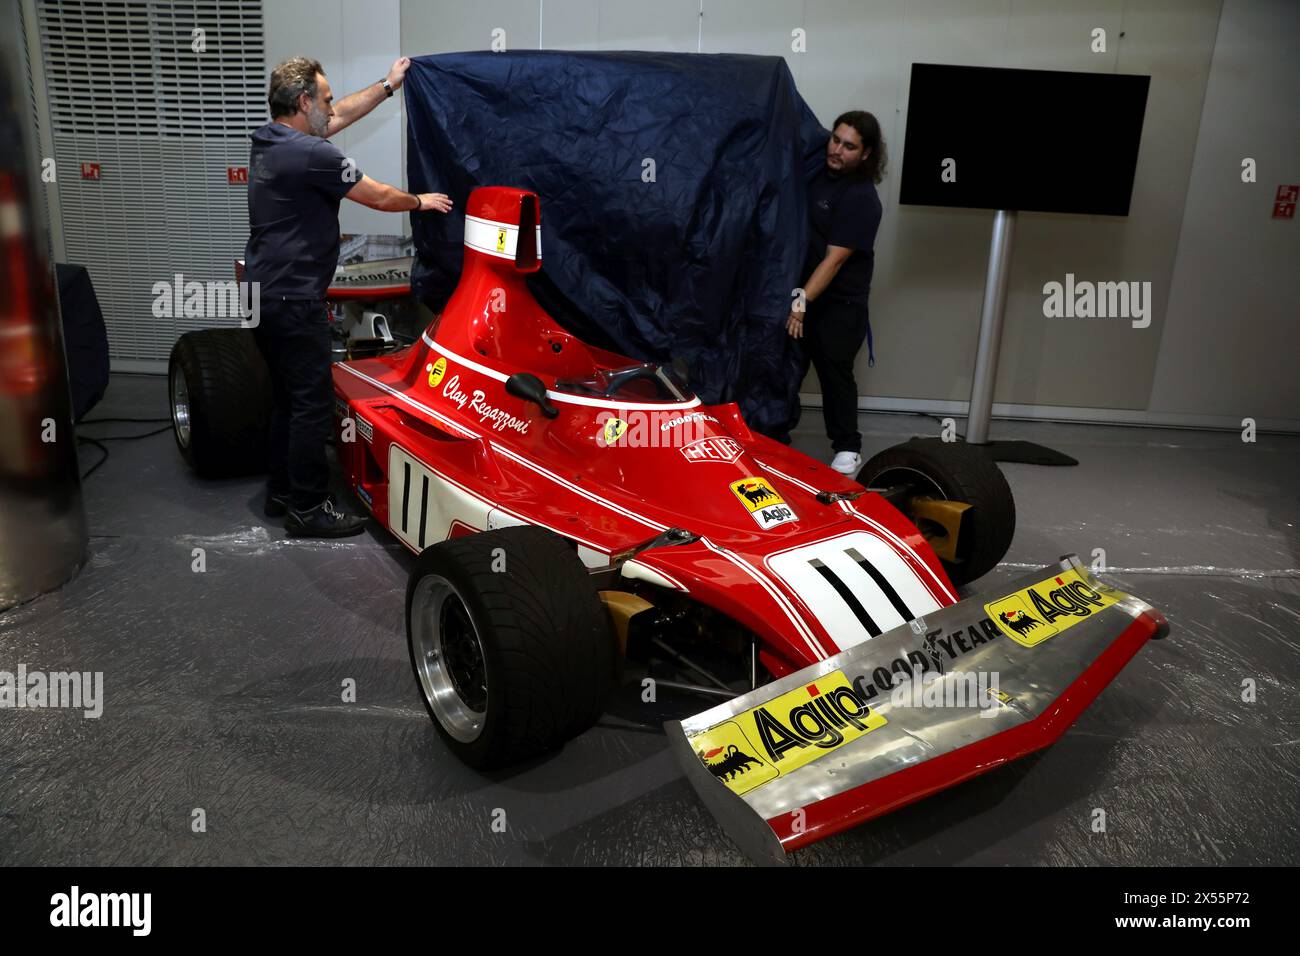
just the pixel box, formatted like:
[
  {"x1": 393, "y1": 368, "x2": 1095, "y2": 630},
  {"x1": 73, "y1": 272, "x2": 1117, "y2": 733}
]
[{"x1": 246, "y1": 55, "x2": 452, "y2": 537}]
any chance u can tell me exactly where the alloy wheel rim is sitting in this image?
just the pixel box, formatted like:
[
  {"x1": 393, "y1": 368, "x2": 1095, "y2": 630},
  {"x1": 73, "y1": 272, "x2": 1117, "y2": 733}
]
[
  {"x1": 171, "y1": 367, "x2": 191, "y2": 449},
  {"x1": 411, "y1": 576, "x2": 487, "y2": 742}
]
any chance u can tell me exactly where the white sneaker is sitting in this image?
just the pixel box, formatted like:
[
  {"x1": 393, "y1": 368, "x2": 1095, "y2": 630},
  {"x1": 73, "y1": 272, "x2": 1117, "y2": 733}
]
[{"x1": 830, "y1": 451, "x2": 863, "y2": 476}]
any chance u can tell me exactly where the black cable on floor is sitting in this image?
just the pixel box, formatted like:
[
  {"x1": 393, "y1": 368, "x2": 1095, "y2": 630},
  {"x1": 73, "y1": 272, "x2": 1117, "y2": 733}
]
[
  {"x1": 76, "y1": 435, "x2": 110, "y2": 480},
  {"x1": 76, "y1": 423, "x2": 173, "y2": 479},
  {"x1": 90, "y1": 425, "x2": 174, "y2": 440}
]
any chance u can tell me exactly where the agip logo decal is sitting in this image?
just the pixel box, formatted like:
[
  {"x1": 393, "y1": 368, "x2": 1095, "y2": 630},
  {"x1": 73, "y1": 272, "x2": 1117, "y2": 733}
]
[
  {"x1": 984, "y1": 566, "x2": 1121, "y2": 647},
  {"x1": 688, "y1": 671, "x2": 886, "y2": 795},
  {"x1": 426, "y1": 356, "x2": 447, "y2": 388},
  {"x1": 729, "y1": 477, "x2": 797, "y2": 530}
]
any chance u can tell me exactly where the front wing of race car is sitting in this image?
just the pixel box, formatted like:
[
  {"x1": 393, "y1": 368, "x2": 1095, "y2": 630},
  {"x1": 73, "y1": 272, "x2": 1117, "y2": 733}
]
[{"x1": 665, "y1": 555, "x2": 1168, "y2": 864}]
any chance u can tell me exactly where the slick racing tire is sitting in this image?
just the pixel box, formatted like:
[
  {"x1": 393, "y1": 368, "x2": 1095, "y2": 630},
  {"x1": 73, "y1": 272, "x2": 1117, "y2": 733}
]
[
  {"x1": 405, "y1": 525, "x2": 618, "y2": 770},
  {"x1": 857, "y1": 438, "x2": 1015, "y2": 587},
  {"x1": 169, "y1": 329, "x2": 271, "y2": 478}
]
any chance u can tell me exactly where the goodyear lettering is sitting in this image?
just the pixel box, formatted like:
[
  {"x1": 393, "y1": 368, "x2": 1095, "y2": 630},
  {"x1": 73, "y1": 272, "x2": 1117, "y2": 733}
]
[
  {"x1": 849, "y1": 620, "x2": 1003, "y2": 701},
  {"x1": 660, "y1": 411, "x2": 720, "y2": 432},
  {"x1": 908, "y1": 650, "x2": 932, "y2": 674},
  {"x1": 853, "y1": 675, "x2": 878, "y2": 703}
]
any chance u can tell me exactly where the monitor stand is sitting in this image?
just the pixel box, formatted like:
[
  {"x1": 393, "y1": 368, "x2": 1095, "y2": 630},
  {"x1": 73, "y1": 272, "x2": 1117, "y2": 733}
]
[{"x1": 964, "y1": 209, "x2": 1077, "y2": 467}]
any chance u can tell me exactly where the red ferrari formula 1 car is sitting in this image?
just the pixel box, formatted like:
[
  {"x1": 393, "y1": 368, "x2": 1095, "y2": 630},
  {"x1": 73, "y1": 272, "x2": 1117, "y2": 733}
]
[{"x1": 170, "y1": 186, "x2": 1168, "y2": 863}]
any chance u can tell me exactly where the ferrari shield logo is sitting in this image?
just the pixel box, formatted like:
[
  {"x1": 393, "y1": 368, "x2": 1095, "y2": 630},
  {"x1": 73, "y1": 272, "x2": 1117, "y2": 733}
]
[
  {"x1": 496, "y1": 229, "x2": 507, "y2": 253},
  {"x1": 601, "y1": 417, "x2": 628, "y2": 446}
]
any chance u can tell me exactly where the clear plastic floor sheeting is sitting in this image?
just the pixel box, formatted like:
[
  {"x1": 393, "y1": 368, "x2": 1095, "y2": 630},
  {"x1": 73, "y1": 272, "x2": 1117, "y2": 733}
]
[{"x1": 1, "y1": 373, "x2": 1297, "y2": 866}]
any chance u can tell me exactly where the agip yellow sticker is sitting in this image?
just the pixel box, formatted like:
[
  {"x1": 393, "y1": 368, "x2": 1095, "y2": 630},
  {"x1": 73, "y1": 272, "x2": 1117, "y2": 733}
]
[
  {"x1": 984, "y1": 566, "x2": 1121, "y2": 647},
  {"x1": 729, "y1": 476, "x2": 797, "y2": 530},
  {"x1": 426, "y1": 357, "x2": 447, "y2": 388},
  {"x1": 688, "y1": 670, "x2": 887, "y2": 795}
]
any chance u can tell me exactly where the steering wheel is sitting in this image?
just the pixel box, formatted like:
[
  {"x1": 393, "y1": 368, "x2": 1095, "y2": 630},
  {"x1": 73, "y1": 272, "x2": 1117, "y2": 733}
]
[{"x1": 599, "y1": 364, "x2": 661, "y2": 397}]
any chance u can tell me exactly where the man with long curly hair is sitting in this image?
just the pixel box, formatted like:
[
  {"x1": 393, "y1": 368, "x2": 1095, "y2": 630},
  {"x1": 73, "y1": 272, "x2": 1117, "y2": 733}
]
[{"x1": 785, "y1": 111, "x2": 887, "y2": 476}]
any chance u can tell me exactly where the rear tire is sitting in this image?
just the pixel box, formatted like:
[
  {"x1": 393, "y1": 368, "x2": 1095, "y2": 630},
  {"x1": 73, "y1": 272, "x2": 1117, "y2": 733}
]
[
  {"x1": 405, "y1": 525, "x2": 618, "y2": 769},
  {"x1": 857, "y1": 438, "x2": 1015, "y2": 586},
  {"x1": 169, "y1": 329, "x2": 271, "y2": 478}
]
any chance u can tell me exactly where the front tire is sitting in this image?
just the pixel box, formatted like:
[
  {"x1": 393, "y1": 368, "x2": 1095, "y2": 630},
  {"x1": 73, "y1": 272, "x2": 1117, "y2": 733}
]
[
  {"x1": 405, "y1": 525, "x2": 618, "y2": 769},
  {"x1": 857, "y1": 438, "x2": 1016, "y2": 586}
]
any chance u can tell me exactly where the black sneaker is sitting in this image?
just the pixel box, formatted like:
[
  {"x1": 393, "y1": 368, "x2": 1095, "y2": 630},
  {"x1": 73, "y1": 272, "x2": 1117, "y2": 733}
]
[
  {"x1": 285, "y1": 498, "x2": 368, "y2": 538},
  {"x1": 264, "y1": 492, "x2": 290, "y2": 518}
]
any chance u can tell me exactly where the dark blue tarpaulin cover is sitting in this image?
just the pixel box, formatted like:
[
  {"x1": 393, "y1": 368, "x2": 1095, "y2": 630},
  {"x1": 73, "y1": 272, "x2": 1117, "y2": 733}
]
[{"x1": 403, "y1": 51, "x2": 827, "y2": 435}]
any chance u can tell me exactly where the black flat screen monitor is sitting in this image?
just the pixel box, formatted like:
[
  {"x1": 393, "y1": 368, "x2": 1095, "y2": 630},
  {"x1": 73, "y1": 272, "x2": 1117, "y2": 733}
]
[{"x1": 898, "y1": 63, "x2": 1150, "y2": 216}]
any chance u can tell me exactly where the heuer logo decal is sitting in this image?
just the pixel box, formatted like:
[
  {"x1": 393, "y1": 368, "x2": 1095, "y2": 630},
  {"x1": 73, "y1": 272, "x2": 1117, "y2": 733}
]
[
  {"x1": 426, "y1": 357, "x2": 447, "y2": 388},
  {"x1": 602, "y1": 417, "x2": 627, "y2": 446},
  {"x1": 681, "y1": 436, "x2": 743, "y2": 464},
  {"x1": 729, "y1": 477, "x2": 797, "y2": 530},
  {"x1": 688, "y1": 671, "x2": 886, "y2": 795},
  {"x1": 984, "y1": 566, "x2": 1120, "y2": 647}
]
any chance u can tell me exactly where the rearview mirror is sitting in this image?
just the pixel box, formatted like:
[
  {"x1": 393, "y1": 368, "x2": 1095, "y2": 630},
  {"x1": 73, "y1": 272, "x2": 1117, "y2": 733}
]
[{"x1": 505, "y1": 372, "x2": 559, "y2": 419}]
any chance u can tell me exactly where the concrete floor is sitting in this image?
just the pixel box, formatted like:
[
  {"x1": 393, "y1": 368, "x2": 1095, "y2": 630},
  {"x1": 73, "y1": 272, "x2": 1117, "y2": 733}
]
[{"x1": 2, "y1": 372, "x2": 1298, "y2": 865}]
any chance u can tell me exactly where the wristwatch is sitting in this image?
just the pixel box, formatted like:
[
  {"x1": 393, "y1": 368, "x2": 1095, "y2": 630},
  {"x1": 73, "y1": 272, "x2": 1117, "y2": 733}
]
[{"x1": 381, "y1": 79, "x2": 394, "y2": 97}]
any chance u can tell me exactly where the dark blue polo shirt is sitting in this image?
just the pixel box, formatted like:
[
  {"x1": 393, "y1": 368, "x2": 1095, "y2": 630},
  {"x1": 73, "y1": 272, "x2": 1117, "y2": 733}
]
[
  {"x1": 805, "y1": 167, "x2": 882, "y2": 302},
  {"x1": 244, "y1": 123, "x2": 362, "y2": 300}
]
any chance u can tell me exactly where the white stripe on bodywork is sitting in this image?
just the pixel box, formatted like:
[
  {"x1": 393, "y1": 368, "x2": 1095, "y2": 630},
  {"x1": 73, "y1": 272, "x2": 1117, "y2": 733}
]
[
  {"x1": 756, "y1": 456, "x2": 957, "y2": 605},
  {"x1": 336, "y1": 362, "x2": 665, "y2": 534},
  {"x1": 389, "y1": 443, "x2": 491, "y2": 551},
  {"x1": 421, "y1": 334, "x2": 702, "y2": 412},
  {"x1": 841, "y1": 501, "x2": 958, "y2": 603},
  {"x1": 765, "y1": 531, "x2": 943, "y2": 649},
  {"x1": 701, "y1": 537, "x2": 829, "y2": 660},
  {"x1": 463, "y1": 214, "x2": 543, "y2": 262}
]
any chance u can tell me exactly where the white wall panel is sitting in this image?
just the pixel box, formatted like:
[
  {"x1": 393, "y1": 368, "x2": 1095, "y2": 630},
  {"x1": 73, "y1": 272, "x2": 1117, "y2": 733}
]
[{"x1": 1149, "y1": 0, "x2": 1300, "y2": 422}]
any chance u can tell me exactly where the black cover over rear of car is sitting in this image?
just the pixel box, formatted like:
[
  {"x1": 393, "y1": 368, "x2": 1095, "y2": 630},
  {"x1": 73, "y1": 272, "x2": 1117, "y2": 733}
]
[{"x1": 403, "y1": 50, "x2": 827, "y2": 436}]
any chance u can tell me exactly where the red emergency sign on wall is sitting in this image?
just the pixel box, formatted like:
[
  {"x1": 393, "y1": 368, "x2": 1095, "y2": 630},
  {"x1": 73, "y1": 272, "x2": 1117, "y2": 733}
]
[
  {"x1": 80, "y1": 162, "x2": 101, "y2": 181},
  {"x1": 1274, "y1": 184, "x2": 1298, "y2": 220},
  {"x1": 227, "y1": 166, "x2": 248, "y2": 184}
]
